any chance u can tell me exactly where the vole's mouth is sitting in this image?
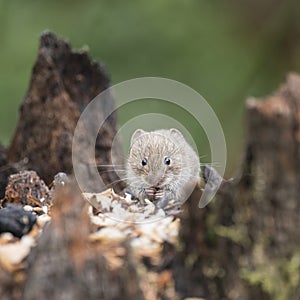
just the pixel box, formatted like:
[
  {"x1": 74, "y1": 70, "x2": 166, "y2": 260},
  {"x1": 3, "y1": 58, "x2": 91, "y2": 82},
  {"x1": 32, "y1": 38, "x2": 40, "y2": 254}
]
[
  {"x1": 151, "y1": 186, "x2": 160, "y2": 191},
  {"x1": 144, "y1": 186, "x2": 164, "y2": 201},
  {"x1": 144, "y1": 186, "x2": 160, "y2": 193}
]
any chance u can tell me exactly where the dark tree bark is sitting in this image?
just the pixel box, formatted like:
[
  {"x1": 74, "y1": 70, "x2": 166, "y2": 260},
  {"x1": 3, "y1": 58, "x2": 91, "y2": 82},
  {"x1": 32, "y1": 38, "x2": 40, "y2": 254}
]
[
  {"x1": 0, "y1": 269, "x2": 23, "y2": 300},
  {"x1": 175, "y1": 73, "x2": 300, "y2": 300},
  {"x1": 6, "y1": 32, "x2": 124, "y2": 192},
  {"x1": 0, "y1": 145, "x2": 19, "y2": 199}
]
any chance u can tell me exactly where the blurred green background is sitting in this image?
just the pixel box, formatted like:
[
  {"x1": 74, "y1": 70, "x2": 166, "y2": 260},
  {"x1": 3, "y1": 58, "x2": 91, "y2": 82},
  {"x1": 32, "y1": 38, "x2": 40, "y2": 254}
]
[{"x1": 1, "y1": 0, "x2": 299, "y2": 175}]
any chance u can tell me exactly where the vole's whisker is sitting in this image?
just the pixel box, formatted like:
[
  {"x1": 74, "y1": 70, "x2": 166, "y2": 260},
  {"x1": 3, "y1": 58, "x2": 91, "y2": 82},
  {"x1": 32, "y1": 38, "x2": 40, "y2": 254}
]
[
  {"x1": 200, "y1": 162, "x2": 221, "y2": 167},
  {"x1": 97, "y1": 168, "x2": 126, "y2": 172},
  {"x1": 98, "y1": 170, "x2": 126, "y2": 176},
  {"x1": 106, "y1": 178, "x2": 127, "y2": 187},
  {"x1": 106, "y1": 175, "x2": 135, "y2": 184},
  {"x1": 95, "y1": 164, "x2": 124, "y2": 168}
]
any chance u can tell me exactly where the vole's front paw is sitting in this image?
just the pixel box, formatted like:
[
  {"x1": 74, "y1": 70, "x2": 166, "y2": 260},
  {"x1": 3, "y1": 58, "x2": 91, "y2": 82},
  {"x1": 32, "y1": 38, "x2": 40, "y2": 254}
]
[
  {"x1": 154, "y1": 190, "x2": 164, "y2": 201},
  {"x1": 145, "y1": 187, "x2": 156, "y2": 197}
]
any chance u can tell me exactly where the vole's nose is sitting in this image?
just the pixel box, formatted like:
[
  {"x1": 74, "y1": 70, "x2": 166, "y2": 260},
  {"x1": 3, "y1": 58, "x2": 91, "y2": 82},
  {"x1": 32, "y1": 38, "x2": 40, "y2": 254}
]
[{"x1": 146, "y1": 171, "x2": 164, "y2": 186}]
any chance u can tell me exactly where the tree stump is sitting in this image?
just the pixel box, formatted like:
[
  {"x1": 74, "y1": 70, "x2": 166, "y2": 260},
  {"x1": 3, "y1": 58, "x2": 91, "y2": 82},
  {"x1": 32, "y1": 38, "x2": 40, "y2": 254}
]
[
  {"x1": 23, "y1": 184, "x2": 144, "y2": 300},
  {"x1": 6, "y1": 31, "x2": 124, "y2": 192},
  {"x1": 175, "y1": 73, "x2": 300, "y2": 300}
]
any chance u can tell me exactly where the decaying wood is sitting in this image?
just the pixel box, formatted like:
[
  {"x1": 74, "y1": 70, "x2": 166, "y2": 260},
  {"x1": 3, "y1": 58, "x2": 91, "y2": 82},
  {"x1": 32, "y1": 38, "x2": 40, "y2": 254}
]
[
  {"x1": 6, "y1": 31, "x2": 124, "y2": 191},
  {"x1": 175, "y1": 73, "x2": 300, "y2": 300},
  {"x1": 0, "y1": 269, "x2": 23, "y2": 300},
  {"x1": 174, "y1": 184, "x2": 208, "y2": 299},
  {"x1": 23, "y1": 184, "x2": 144, "y2": 300},
  {"x1": 2, "y1": 170, "x2": 51, "y2": 207}
]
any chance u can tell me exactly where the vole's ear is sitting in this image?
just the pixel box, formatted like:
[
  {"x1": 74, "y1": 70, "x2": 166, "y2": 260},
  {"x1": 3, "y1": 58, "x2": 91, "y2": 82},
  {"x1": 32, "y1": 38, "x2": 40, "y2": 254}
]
[
  {"x1": 131, "y1": 129, "x2": 146, "y2": 146},
  {"x1": 169, "y1": 128, "x2": 184, "y2": 140}
]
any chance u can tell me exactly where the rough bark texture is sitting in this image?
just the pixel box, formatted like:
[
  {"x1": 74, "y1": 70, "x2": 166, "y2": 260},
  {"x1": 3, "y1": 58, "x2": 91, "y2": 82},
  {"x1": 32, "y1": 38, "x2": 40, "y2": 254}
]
[
  {"x1": 0, "y1": 269, "x2": 23, "y2": 300},
  {"x1": 2, "y1": 170, "x2": 51, "y2": 207},
  {"x1": 174, "y1": 184, "x2": 209, "y2": 298},
  {"x1": 175, "y1": 73, "x2": 300, "y2": 300},
  {"x1": 6, "y1": 31, "x2": 124, "y2": 191},
  {"x1": 23, "y1": 184, "x2": 144, "y2": 300}
]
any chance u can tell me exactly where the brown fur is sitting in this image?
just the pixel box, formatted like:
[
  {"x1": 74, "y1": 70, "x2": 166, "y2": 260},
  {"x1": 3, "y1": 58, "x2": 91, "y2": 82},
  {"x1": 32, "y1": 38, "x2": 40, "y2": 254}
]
[{"x1": 126, "y1": 129, "x2": 200, "y2": 208}]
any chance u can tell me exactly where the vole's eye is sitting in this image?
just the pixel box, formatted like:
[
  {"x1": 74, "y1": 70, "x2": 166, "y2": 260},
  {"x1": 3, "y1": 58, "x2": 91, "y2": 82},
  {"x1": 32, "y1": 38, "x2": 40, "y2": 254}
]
[
  {"x1": 164, "y1": 157, "x2": 171, "y2": 165},
  {"x1": 141, "y1": 158, "x2": 147, "y2": 166}
]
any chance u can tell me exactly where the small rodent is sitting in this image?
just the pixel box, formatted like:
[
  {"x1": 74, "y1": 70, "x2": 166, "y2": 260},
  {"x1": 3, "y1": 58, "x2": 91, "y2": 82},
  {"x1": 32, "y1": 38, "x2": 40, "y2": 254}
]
[{"x1": 126, "y1": 128, "x2": 200, "y2": 208}]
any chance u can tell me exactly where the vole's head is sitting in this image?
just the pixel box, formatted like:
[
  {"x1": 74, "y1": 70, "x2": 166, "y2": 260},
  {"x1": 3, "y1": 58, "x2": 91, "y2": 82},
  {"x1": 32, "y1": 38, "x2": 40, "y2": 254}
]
[{"x1": 127, "y1": 129, "x2": 184, "y2": 188}]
